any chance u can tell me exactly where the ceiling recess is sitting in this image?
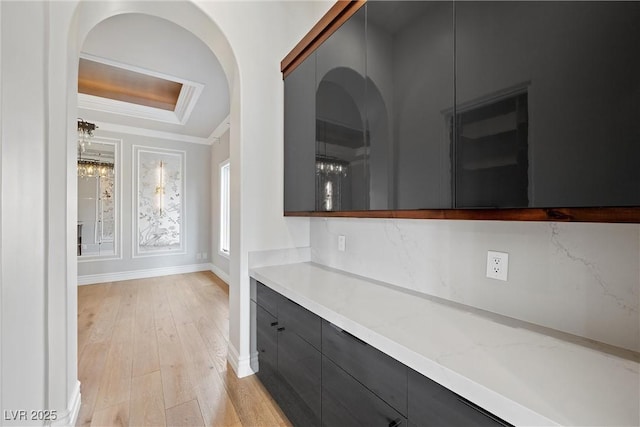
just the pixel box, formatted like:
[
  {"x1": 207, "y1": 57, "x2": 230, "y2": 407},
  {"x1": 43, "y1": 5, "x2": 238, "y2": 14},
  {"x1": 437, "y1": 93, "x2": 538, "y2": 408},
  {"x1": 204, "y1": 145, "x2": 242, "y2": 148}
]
[
  {"x1": 79, "y1": 57, "x2": 182, "y2": 111},
  {"x1": 77, "y1": 53, "x2": 204, "y2": 125}
]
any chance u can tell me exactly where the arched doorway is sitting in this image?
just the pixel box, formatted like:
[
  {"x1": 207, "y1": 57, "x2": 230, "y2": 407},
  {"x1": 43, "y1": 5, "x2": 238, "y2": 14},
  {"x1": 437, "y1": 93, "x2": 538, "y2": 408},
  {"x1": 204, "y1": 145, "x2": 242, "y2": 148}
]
[{"x1": 49, "y1": 2, "x2": 240, "y2": 423}]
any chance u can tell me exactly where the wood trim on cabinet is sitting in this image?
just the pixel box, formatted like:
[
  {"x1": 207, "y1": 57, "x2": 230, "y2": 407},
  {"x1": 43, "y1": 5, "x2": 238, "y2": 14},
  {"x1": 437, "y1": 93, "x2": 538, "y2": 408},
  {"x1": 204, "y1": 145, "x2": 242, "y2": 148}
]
[
  {"x1": 284, "y1": 208, "x2": 640, "y2": 223},
  {"x1": 281, "y1": 0, "x2": 366, "y2": 78}
]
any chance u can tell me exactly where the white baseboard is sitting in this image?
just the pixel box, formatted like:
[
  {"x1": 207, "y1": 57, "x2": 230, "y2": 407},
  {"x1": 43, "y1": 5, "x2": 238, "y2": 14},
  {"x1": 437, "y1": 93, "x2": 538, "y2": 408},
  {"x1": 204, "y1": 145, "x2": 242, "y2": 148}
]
[
  {"x1": 227, "y1": 342, "x2": 254, "y2": 378},
  {"x1": 51, "y1": 380, "x2": 81, "y2": 426},
  {"x1": 210, "y1": 264, "x2": 230, "y2": 284},
  {"x1": 78, "y1": 263, "x2": 213, "y2": 285}
]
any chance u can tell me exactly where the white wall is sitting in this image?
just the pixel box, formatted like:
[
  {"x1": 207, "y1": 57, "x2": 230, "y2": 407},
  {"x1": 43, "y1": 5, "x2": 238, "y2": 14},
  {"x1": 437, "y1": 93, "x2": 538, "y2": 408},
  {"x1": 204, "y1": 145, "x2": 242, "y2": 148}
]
[
  {"x1": 194, "y1": 0, "x2": 331, "y2": 375},
  {"x1": 77, "y1": 130, "x2": 212, "y2": 281},
  {"x1": 0, "y1": 0, "x2": 329, "y2": 422},
  {"x1": 0, "y1": 1, "x2": 48, "y2": 418},
  {"x1": 211, "y1": 129, "x2": 230, "y2": 281},
  {"x1": 311, "y1": 218, "x2": 640, "y2": 353}
]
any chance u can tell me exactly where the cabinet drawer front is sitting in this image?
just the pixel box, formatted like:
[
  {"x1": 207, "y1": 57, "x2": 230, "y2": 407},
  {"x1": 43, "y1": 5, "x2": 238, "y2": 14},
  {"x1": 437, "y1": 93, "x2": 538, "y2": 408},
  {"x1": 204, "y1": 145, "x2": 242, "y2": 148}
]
[
  {"x1": 322, "y1": 320, "x2": 408, "y2": 415},
  {"x1": 322, "y1": 356, "x2": 407, "y2": 427},
  {"x1": 408, "y1": 369, "x2": 511, "y2": 427},
  {"x1": 278, "y1": 329, "x2": 322, "y2": 426},
  {"x1": 279, "y1": 297, "x2": 321, "y2": 349},
  {"x1": 256, "y1": 281, "x2": 280, "y2": 316}
]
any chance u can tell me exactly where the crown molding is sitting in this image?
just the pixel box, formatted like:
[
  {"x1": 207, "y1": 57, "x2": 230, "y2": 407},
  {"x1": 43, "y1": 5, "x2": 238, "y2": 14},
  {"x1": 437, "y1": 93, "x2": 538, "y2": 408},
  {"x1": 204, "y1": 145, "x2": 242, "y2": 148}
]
[{"x1": 95, "y1": 121, "x2": 212, "y2": 145}]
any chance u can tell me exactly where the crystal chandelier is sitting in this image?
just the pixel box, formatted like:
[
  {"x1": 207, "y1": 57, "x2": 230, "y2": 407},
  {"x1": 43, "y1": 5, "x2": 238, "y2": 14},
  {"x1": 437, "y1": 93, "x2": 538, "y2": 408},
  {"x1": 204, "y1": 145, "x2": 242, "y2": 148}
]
[
  {"x1": 77, "y1": 159, "x2": 114, "y2": 179},
  {"x1": 77, "y1": 119, "x2": 96, "y2": 153},
  {"x1": 77, "y1": 119, "x2": 112, "y2": 178},
  {"x1": 316, "y1": 157, "x2": 348, "y2": 177}
]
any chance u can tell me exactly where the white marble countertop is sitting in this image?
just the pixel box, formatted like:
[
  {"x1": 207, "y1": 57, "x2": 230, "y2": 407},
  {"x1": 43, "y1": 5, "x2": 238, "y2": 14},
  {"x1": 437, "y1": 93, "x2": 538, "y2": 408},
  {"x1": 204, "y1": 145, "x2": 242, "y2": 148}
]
[{"x1": 250, "y1": 262, "x2": 640, "y2": 427}]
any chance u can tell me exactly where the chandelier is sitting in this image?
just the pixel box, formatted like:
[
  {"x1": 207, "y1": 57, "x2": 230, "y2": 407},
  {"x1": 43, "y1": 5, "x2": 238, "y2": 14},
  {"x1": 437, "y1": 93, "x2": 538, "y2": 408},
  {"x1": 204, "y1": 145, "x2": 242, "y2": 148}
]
[
  {"x1": 316, "y1": 156, "x2": 348, "y2": 177},
  {"x1": 78, "y1": 159, "x2": 114, "y2": 179},
  {"x1": 77, "y1": 119, "x2": 112, "y2": 178},
  {"x1": 77, "y1": 119, "x2": 96, "y2": 153}
]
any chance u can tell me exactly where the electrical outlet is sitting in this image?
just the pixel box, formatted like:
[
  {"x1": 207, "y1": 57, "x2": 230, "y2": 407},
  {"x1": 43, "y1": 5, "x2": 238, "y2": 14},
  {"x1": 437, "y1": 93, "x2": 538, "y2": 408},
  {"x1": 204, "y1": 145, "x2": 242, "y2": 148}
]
[
  {"x1": 196, "y1": 253, "x2": 201, "y2": 260},
  {"x1": 202, "y1": 252, "x2": 207, "y2": 259},
  {"x1": 486, "y1": 251, "x2": 509, "y2": 281},
  {"x1": 338, "y1": 235, "x2": 346, "y2": 252}
]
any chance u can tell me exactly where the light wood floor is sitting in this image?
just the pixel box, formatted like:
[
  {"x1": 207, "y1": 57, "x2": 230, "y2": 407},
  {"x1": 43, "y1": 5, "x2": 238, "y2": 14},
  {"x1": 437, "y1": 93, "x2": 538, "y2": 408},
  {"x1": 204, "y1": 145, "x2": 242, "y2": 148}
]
[{"x1": 77, "y1": 271, "x2": 291, "y2": 427}]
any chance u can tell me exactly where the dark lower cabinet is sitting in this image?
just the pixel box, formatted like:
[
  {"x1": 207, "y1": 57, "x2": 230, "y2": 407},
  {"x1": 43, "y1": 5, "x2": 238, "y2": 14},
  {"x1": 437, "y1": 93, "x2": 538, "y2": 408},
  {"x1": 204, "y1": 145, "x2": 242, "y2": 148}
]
[
  {"x1": 256, "y1": 281, "x2": 280, "y2": 317},
  {"x1": 278, "y1": 327, "x2": 322, "y2": 426},
  {"x1": 279, "y1": 297, "x2": 322, "y2": 350},
  {"x1": 322, "y1": 356, "x2": 407, "y2": 427},
  {"x1": 322, "y1": 320, "x2": 407, "y2": 416},
  {"x1": 408, "y1": 369, "x2": 510, "y2": 427},
  {"x1": 254, "y1": 280, "x2": 512, "y2": 427},
  {"x1": 256, "y1": 304, "x2": 278, "y2": 388}
]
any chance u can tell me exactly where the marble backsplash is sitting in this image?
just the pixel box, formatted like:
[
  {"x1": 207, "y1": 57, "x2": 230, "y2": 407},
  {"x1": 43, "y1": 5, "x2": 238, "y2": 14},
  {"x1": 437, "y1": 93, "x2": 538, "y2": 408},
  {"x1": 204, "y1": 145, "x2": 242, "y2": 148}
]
[{"x1": 310, "y1": 218, "x2": 640, "y2": 352}]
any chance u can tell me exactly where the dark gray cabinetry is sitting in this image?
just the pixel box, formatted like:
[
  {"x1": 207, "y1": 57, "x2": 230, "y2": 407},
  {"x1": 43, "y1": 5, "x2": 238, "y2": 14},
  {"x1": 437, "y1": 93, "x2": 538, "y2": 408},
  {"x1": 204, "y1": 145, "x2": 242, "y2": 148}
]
[
  {"x1": 277, "y1": 298, "x2": 322, "y2": 426},
  {"x1": 455, "y1": 1, "x2": 640, "y2": 208},
  {"x1": 322, "y1": 320, "x2": 407, "y2": 415},
  {"x1": 254, "y1": 281, "x2": 322, "y2": 426},
  {"x1": 255, "y1": 304, "x2": 278, "y2": 385},
  {"x1": 315, "y1": 6, "x2": 368, "y2": 211},
  {"x1": 253, "y1": 280, "x2": 511, "y2": 427},
  {"x1": 284, "y1": 1, "x2": 640, "y2": 214},
  {"x1": 284, "y1": 51, "x2": 316, "y2": 212},
  {"x1": 408, "y1": 369, "x2": 509, "y2": 427},
  {"x1": 280, "y1": 297, "x2": 321, "y2": 350},
  {"x1": 322, "y1": 356, "x2": 407, "y2": 427},
  {"x1": 366, "y1": 1, "x2": 454, "y2": 210}
]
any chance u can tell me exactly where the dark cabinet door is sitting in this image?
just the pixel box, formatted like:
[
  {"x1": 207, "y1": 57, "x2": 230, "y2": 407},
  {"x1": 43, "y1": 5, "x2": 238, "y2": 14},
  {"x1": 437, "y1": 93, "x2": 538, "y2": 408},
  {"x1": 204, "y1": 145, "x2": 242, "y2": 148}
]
[
  {"x1": 408, "y1": 369, "x2": 511, "y2": 427},
  {"x1": 284, "y1": 51, "x2": 316, "y2": 212},
  {"x1": 256, "y1": 304, "x2": 278, "y2": 391},
  {"x1": 315, "y1": 6, "x2": 368, "y2": 211},
  {"x1": 455, "y1": 1, "x2": 640, "y2": 208},
  {"x1": 256, "y1": 281, "x2": 280, "y2": 317},
  {"x1": 322, "y1": 356, "x2": 407, "y2": 427},
  {"x1": 279, "y1": 297, "x2": 321, "y2": 350},
  {"x1": 366, "y1": 1, "x2": 455, "y2": 210},
  {"x1": 278, "y1": 327, "x2": 322, "y2": 426},
  {"x1": 322, "y1": 320, "x2": 407, "y2": 416}
]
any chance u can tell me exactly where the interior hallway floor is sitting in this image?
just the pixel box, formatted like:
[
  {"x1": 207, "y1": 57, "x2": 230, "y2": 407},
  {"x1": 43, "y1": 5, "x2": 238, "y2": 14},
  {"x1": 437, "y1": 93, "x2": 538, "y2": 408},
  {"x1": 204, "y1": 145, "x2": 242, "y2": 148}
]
[{"x1": 77, "y1": 271, "x2": 290, "y2": 426}]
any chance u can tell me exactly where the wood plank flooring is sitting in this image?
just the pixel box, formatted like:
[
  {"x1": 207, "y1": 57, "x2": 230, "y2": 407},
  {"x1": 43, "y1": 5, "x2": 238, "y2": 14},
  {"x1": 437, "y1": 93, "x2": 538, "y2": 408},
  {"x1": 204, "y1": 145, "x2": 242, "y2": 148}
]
[{"x1": 77, "y1": 271, "x2": 291, "y2": 427}]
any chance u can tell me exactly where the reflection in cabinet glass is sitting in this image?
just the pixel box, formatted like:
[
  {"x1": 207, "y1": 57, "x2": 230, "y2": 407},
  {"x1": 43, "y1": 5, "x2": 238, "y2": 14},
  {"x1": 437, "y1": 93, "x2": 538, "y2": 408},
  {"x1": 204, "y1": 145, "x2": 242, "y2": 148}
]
[
  {"x1": 456, "y1": 1, "x2": 640, "y2": 208},
  {"x1": 315, "y1": 6, "x2": 368, "y2": 211},
  {"x1": 282, "y1": 0, "x2": 640, "y2": 222}
]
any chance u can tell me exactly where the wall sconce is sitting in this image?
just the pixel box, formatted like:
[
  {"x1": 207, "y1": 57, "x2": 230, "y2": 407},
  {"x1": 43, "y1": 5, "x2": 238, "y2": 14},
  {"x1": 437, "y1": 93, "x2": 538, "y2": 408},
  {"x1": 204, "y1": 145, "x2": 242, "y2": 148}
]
[{"x1": 155, "y1": 160, "x2": 165, "y2": 215}]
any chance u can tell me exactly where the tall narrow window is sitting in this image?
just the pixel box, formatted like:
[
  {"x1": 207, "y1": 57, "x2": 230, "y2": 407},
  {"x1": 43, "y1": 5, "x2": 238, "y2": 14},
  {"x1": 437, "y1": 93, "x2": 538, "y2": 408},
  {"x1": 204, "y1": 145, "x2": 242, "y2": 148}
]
[{"x1": 219, "y1": 160, "x2": 230, "y2": 256}]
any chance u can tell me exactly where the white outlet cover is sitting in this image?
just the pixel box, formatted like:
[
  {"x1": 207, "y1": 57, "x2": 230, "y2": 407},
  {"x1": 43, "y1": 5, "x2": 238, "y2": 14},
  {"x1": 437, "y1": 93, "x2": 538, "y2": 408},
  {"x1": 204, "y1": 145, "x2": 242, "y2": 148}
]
[
  {"x1": 338, "y1": 235, "x2": 346, "y2": 252},
  {"x1": 486, "y1": 250, "x2": 509, "y2": 281}
]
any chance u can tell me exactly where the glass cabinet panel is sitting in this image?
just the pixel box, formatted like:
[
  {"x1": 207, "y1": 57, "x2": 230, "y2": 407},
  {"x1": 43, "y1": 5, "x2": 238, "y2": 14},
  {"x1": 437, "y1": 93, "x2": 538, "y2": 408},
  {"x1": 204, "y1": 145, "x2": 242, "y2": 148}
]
[
  {"x1": 367, "y1": 1, "x2": 454, "y2": 210},
  {"x1": 315, "y1": 6, "x2": 368, "y2": 211},
  {"x1": 455, "y1": 1, "x2": 640, "y2": 208}
]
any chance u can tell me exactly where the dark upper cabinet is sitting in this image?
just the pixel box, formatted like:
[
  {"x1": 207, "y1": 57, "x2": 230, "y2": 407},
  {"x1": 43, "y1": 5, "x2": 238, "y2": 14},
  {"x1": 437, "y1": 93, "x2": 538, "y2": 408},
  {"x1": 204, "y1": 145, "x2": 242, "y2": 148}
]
[
  {"x1": 283, "y1": 0, "x2": 640, "y2": 217},
  {"x1": 367, "y1": 1, "x2": 454, "y2": 210},
  {"x1": 455, "y1": 1, "x2": 640, "y2": 208},
  {"x1": 284, "y1": 51, "x2": 316, "y2": 212},
  {"x1": 315, "y1": 6, "x2": 368, "y2": 211}
]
